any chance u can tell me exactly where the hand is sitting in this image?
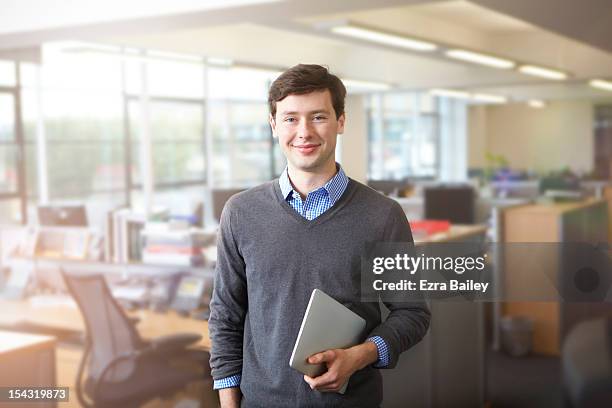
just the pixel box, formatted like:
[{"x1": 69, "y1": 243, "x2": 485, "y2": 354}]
[{"x1": 303, "y1": 342, "x2": 378, "y2": 392}]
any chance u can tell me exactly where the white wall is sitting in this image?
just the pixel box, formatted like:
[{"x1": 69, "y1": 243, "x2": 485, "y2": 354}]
[
  {"x1": 468, "y1": 100, "x2": 594, "y2": 174},
  {"x1": 339, "y1": 94, "x2": 368, "y2": 183}
]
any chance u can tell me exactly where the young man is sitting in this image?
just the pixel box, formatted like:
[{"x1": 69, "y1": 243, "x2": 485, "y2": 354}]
[{"x1": 209, "y1": 64, "x2": 430, "y2": 408}]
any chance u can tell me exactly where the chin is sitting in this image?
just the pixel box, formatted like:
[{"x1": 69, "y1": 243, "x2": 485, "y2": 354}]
[{"x1": 289, "y1": 157, "x2": 322, "y2": 171}]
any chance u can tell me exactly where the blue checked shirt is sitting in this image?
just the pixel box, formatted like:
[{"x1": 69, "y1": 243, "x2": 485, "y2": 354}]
[{"x1": 213, "y1": 165, "x2": 390, "y2": 390}]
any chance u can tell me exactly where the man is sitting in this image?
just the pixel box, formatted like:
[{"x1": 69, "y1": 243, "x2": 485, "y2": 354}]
[{"x1": 209, "y1": 64, "x2": 430, "y2": 408}]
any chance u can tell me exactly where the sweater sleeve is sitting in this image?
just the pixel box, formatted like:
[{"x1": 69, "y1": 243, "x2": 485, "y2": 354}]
[
  {"x1": 208, "y1": 199, "x2": 248, "y2": 380},
  {"x1": 367, "y1": 201, "x2": 431, "y2": 369}
]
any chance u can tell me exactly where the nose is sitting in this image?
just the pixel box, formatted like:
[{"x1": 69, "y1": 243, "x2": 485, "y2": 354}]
[{"x1": 296, "y1": 118, "x2": 313, "y2": 139}]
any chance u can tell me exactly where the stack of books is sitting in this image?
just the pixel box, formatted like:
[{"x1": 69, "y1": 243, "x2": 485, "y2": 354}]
[{"x1": 141, "y1": 227, "x2": 208, "y2": 266}]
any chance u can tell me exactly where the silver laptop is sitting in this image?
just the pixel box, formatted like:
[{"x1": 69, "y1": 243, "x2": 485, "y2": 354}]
[{"x1": 289, "y1": 289, "x2": 366, "y2": 392}]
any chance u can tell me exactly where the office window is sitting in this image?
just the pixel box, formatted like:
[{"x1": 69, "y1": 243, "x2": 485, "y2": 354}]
[
  {"x1": 0, "y1": 145, "x2": 19, "y2": 194},
  {"x1": 128, "y1": 99, "x2": 205, "y2": 186},
  {"x1": 0, "y1": 93, "x2": 15, "y2": 143},
  {"x1": 208, "y1": 67, "x2": 278, "y2": 101},
  {"x1": 0, "y1": 60, "x2": 16, "y2": 86},
  {"x1": 42, "y1": 90, "x2": 126, "y2": 200},
  {"x1": 368, "y1": 93, "x2": 440, "y2": 180},
  {"x1": 41, "y1": 43, "x2": 122, "y2": 92},
  {"x1": 19, "y1": 87, "x2": 40, "y2": 199},
  {"x1": 209, "y1": 101, "x2": 274, "y2": 187},
  {"x1": 0, "y1": 199, "x2": 21, "y2": 224},
  {"x1": 13, "y1": 42, "x2": 285, "y2": 228},
  {"x1": 0, "y1": 93, "x2": 18, "y2": 195}
]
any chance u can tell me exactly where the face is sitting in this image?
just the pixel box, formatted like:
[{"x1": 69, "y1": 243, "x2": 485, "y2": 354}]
[{"x1": 270, "y1": 89, "x2": 345, "y2": 174}]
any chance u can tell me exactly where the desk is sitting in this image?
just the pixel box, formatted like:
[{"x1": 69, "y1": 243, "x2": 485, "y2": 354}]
[
  {"x1": 0, "y1": 299, "x2": 210, "y2": 350},
  {"x1": 0, "y1": 330, "x2": 56, "y2": 408},
  {"x1": 415, "y1": 224, "x2": 487, "y2": 244}
]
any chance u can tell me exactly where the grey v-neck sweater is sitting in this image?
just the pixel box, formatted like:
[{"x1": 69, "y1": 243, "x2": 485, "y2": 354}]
[{"x1": 209, "y1": 179, "x2": 430, "y2": 408}]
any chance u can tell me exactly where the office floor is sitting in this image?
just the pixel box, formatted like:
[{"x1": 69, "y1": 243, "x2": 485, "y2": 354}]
[
  {"x1": 56, "y1": 343, "x2": 218, "y2": 408},
  {"x1": 487, "y1": 349, "x2": 564, "y2": 408}
]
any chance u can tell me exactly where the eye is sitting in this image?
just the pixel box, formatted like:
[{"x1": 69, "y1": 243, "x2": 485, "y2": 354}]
[
  {"x1": 284, "y1": 117, "x2": 296, "y2": 123},
  {"x1": 313, "y1": 115, "x2": 327, "y2": 121}
]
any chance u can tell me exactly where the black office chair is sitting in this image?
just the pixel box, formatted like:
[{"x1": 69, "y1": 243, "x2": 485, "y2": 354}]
[{"x1": 62, "y1": 271, "x2": 210, "y2": 408}]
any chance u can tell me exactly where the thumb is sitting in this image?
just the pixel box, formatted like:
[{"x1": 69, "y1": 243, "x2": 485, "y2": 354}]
[{"x1": 308, "y1": 350, "x2": 334, "y2": 364}]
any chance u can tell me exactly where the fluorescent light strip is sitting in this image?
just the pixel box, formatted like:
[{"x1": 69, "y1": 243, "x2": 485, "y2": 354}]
[
  {"x1": 528, "y1": 99, "x2": 546, "y2": 108},
  {"x1": 331, "y1": 25, "x2": 438, "y2": 52},
  {"x1": 589, "y1": 79, "x2": 612, "y2": 92},
  {"x1": 343, "y1": 78, "x2": 391, "y2": 91},
  {"x1": 519, "y1": 65, "x2": 567, "y2": 80},
  {"x1": 472, "y1": 93, "x2": 508, "y2": 104},
  {"x1": 429, "y1": 88, "x2": 470, "y2": 99},
  {"x1": 430, "y1": 89, "x2": 507, "y2": 103},
  {"x1": 446, "y1": 49, "x2": 515, "y2": 69}
]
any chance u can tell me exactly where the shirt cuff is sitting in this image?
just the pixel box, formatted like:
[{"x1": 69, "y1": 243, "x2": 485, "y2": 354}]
[
  {"x1": 213, "y1": 374, "x2": 241, "y2": 390},
  {"x1": 366, "y1": 336, "x2": 390, "y2": 368}
]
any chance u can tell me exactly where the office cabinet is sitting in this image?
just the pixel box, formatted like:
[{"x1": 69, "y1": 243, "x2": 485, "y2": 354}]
[
  {"x1": 382, "y1": 226, "x2": 487, "y2": 408},
  {"x1": 502, "y1": 199, "x2": 608, "y2": 355}
]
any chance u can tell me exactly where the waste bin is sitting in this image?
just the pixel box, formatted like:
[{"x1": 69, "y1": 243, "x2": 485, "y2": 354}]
[{"x1": 500, "y1": 316, "x2": 534, "y2": 357}]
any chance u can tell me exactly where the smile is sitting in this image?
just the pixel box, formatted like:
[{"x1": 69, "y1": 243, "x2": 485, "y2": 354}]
[{"x1": 293, "y1": 144, "x2": 320, "y2": 154}]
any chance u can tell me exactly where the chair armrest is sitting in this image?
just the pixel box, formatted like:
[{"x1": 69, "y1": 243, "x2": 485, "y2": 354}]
[{"x1": 150, "y1": 333, "x2": 202, "y2": 352}]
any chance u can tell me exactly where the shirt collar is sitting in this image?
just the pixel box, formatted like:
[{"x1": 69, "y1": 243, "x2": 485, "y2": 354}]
[{"x1": 279, "y1": 164, "x2": 349, "y2": 206}]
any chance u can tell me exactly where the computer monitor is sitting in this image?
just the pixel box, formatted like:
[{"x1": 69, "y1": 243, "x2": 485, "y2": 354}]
[
  {"x1": 212, "y1": 188, "x2": 244, "y2": 223},
  {"x1": 38, "y1": 204, "x2": 88, "y2": 227},
  {"x1": 424, "y1": 186, "x2": 475, "y2": 224}
]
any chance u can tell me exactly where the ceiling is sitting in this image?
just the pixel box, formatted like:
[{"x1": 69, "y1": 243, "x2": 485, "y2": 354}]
[{"x1": 1, "y1": 0, "x2": 612, "y2": 103}]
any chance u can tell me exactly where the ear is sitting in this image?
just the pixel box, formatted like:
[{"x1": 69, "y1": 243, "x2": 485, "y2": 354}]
[
  {"x1": 269, "y1": 113, "x2": 277, "y2": 138},
  {"x1": 337, "y1": 113, "x2": 346, "y2": 134}
]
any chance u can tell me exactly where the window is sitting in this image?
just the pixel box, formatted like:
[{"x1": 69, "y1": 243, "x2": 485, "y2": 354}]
[
  {"x1": 10, "y1": 42, "x2": 284, "y2": 229},
  {"x1": 0, "y1": 82, "x2": 24, "y2": 224},
  {"x1": 128, "y1": 99, "x2": 205, "y2": 186},
  {"x1": 367, "y1": 93, "x2": 440, "y2": 180},
  {"x1": 209, "y1": 101, "x2": 275, "y2": 187},
  {"x1": 43, "y1": 90, "x2": 126, "y2": 200}
]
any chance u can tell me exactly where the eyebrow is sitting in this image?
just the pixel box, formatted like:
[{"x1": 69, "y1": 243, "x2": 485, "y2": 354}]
[{"x1": 279, "y1": 109, "x2": 331, "y2": 116}]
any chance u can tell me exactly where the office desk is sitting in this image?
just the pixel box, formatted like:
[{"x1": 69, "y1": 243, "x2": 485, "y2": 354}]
[
  {"x1": 0, "y1": 299, "x2": 210, "y2": 350},
  {"x1": 415, "y1": 224, "x2": 487, "y2": 244},
  {"x1": 0, "y1": 330, "x2": 57, "y2": 408}
]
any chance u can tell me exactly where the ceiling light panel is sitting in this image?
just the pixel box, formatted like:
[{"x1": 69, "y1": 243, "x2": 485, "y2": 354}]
[
  {"x1": 342, "y1": 79, "x2": 391, "y2": 91},
  {"x1": 446, "y1": 49, "x2": 515, "y2": 69},
  {"x1": 331, "y1": 25, "x2": 438, "y2": 52},
  {"x1": 519, "y1": 65, "x2": 568, "y2": 80},
  {"x1": 589, "y1": 79, "x2": 612, "y2": 92},
  {"x1": 471, "y1": 93, "x2": 508, "y2": 104},
  {"x1": 528, "y1": 99, "x2": 546, "y2": 108},
  {"x1": 429, "y1": 88, "x2": 470, "y2": 99}
]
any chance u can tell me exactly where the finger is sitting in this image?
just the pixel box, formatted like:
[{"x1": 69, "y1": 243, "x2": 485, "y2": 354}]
[
  {"x1": 303, "y1": 375, "x2": 315, "y2": 389},
  {"x1": 308, "y1": 350, "x2": 335, "y2": 364},
  {"x1": 317, "y1": 381, "x2": 343, "y2": 393},
  {"x1": 306, "y1": 370, "x2": 339, "y2": 390}
]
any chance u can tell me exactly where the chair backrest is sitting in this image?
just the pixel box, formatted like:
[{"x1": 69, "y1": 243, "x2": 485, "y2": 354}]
[{"x1": 63, "y1": 272, "x2": 143, "y2": 383}]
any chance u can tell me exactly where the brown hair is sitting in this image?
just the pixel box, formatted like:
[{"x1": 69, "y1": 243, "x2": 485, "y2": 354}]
[{"x1": 268, "y1": 64, "x2": 346, "y2": 119}]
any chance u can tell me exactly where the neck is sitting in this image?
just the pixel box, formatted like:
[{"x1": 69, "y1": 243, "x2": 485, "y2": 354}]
[{"x1": 287, "y1": 161, "x2": 337, "y2": 198}]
